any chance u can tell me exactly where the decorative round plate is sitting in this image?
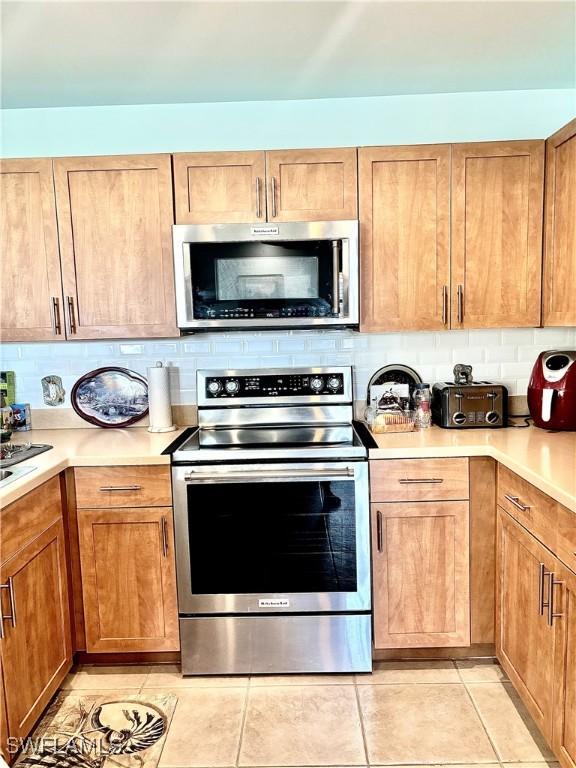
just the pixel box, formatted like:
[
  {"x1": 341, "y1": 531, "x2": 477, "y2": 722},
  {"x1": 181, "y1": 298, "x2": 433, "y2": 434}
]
[
  {"x1": 71, "y1": 367, "x2": 148, "y2": 428},
  {"x1": 366, "y1": 364, "x2": 423, "y2": 403}
]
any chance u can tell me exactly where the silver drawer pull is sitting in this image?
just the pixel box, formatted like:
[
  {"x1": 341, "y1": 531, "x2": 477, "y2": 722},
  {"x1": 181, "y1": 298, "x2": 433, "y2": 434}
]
[
  {"x1": 399, "y1": 478, "x2": 443, "y2": 485},
  {"x1": 99, "y1": 485, "x2": 142, "y2": 492},
  {"x1": 0, "y1": 578, "x2": 17, "y2": 636},
  {"x1": 538, "y1": 563, "x2": 551, "y2": 616},
  {"x1": 547, "y1": 573, "x2": 564, "y2": 626},
  {"x1": 504, "y1": 494, "x2": 531, "y2": 512}
]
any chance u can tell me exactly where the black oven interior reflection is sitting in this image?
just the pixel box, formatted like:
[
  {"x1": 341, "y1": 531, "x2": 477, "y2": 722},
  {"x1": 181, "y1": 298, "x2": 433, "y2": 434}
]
[
  {"x1": 190, "y1": 240, "x2": 339, "y2": 319},
  {"x1": 187, "y1": 479, "x2": 357, "y2": 595}
]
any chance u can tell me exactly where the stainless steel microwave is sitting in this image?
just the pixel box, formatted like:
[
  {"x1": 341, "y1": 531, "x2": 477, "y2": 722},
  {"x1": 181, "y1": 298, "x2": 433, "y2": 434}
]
[{"x1": 172, "y1": 220, "x2": 359, "y2": 331}]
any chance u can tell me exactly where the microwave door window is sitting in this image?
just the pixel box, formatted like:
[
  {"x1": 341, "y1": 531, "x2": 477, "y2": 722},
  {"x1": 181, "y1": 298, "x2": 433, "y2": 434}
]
[
  {"x1": 186, "y1": 479, "x2": 357, "y2": 595},
  {"x1": 188, "y1": 241, "x2": 338, "y2": 320}
]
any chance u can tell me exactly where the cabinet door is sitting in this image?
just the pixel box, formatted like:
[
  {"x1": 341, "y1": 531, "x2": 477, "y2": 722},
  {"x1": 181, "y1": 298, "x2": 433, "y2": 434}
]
[
  {"x1": 0, "y1": 158, "x2": 65, "y2": 342},
  {"x1": 359, "y1": 145, "x2": 450, "y2": 331},
  {"x1": 372, "y1": 501, "x2": 470, "y2": 648},
  {"x1": 0, "y1": 521, "x2": 72, "y2": 740},
  {"x1": 451, "y1": 141, "x2": 544, "y2": 328},
  {"x1": 53, "y1": 154, "x2": 178, "y2": 339},
  {"x1": 266, "y1": 148, "x2": 357, "y2": 222},
  {"x1": 543, "y1": 118, "x2": 576, "y2": 327},
  {"x1": 496, "y1": 508, "x2": 556, "y2": 741},
  {"x1": 173, "y1": 151, "x2": 266, "y2": 224},
  {"x1": 0, "y1": 660, "x2": 8, "y2": 764},
  {"x1": 78, "y1": 507, "x2": 179, "y2": 652},
  {"x1": 553, "y1": 562, "x2": 576, "y2": 768}
]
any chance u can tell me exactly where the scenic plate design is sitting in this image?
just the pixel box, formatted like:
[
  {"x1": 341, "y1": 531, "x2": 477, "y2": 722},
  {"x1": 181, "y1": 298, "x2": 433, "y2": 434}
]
[
  {"x1": 15, "y1": 692, "x2": 177, "y2": 767},
  {"x1": 71, "y1": 367, "x2": 148, "y2": 427}
]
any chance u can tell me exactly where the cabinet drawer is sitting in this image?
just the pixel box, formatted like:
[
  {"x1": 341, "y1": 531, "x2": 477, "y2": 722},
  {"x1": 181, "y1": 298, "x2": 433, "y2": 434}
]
[
  {"x1": 1, "y1": 476, "x2": 62, "y2": 564},
  {"x1": 370, "y1": 458, "x2": 469, "y2": 501},
  {"x1": 497, "y1": 465, "x2": 557, "y2": 548},
  {"x1": 75, "y1": 466, "x2": 172, "y2": 508},
  {"x1": 556, "y1": 503, "x2": 576, "y2": 574}
]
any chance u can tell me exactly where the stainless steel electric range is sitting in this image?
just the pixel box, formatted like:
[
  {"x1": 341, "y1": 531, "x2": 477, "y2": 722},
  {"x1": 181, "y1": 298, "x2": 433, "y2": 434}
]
[{"x1": 170, "y1": 367, "x2": 371, "y2": 675}]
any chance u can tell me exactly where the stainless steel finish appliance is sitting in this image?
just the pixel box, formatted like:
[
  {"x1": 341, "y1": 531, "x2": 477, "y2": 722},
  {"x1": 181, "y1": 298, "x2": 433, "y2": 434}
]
[
  {"x1": 171, "y1": 366, "x2": 371, "y2": 675},
  {"x1": 172, "y1": 221, "x2": 359, "y2": 331},
  {"x1": 432, "y1": 382, "x2": 508, "y2": 427}
]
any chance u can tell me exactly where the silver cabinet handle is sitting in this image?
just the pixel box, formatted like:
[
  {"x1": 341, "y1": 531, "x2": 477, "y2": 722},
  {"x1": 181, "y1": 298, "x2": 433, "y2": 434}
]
[
  {"x1": 51, "y1": 297, "x2": 62, "y2": 335},
  {"x1": 0, "y1": 578, "x2": 17, "y2": 636},
  {"x1": 547, "y1": 573, "x2": 564, "y2": 626},
  {"x1": 376, "y1": 509, "x2": 383, "y2": 553},
  {"x1": 538, "y1": 563, "x2": 551, "y2": 615},
  {"x1": 457, "y1": 284, "x2": 464, "y2": 323},
  {"x1": 255, "y1": 177, "x2": 262, "y2": 218},
  {"x1": 66, "y1": 296, "x2": 77, "y2": 334},
  {"x1": 504, "y1": 494, "x2": 531, "y2": 513},
  {"x1": 161, "y1": 516, "x2": 168, "y2": 558},
  {"x1": 270, "y1": 176, "x2": 277, "y2": 218},
  {"x1": 99, "y1": 485, "x2": 142, "y2": 492},
  {"x1": 442, "y1": 285, "x2": 448, "y2": 325},
  {"x1": 399, "y1": 478, "x2": 443, "y2": 485}
]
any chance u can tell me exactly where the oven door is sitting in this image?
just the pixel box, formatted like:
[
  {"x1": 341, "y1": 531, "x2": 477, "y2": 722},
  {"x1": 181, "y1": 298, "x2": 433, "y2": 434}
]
[
  {"x1": 172, "y1": 461, "x2": 370, "y2": 614},
  {"x1": 172, "y1": 221, "x2": 359, "y2": 330}
]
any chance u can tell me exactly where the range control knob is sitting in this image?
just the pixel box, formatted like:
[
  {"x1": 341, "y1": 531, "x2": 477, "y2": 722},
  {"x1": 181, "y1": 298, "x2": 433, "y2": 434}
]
[
  {"x1": 207, "y1": 380, "x2": 222, "y2": 395},
  {"x1": 486, "y1": 410, "x2": 500, "y2": 424},
  {"x1": 310, "y1": 376, "x2": 324, "y2": 392},
  {"x1": 225, "y1": 379, "x2": 240, "y2": 394},
  {"x1": 452, "y1": 411, "x2": 467, "y2": 425},
  {"x1": 327, "y1": 376, "x2": 341, "y2": 391}
]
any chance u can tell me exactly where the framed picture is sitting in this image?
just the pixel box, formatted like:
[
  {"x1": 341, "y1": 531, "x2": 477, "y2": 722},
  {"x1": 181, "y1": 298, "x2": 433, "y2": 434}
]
[{"x1": 71, "y1": 367, "x2": 148, "y2": 428}]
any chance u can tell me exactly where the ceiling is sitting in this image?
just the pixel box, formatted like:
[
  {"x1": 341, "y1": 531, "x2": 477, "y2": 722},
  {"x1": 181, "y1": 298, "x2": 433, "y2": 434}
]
[{"x1": 2, "y1": 1, "x2": 575, "y2": 109}]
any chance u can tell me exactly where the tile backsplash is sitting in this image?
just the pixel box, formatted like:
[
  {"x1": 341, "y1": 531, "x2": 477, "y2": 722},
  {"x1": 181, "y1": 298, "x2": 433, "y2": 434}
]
[{"x1": 1, "y1": 327, "x2": 575, "y2": 410}]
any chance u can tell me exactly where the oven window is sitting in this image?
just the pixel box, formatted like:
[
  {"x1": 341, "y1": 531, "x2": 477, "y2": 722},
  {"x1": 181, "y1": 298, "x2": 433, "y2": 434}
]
[
  {"x1": 189, "y1": 240, "x2": 339, "y2": 319},
  {"x1": 186, "y1": 480, "x2": 357, "y2": 594}
]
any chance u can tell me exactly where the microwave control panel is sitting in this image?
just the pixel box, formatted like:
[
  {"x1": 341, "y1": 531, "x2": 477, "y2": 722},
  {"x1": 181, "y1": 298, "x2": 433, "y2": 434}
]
[{"x1": 205, "y1": 372, "x2": 345, "y2": 398}]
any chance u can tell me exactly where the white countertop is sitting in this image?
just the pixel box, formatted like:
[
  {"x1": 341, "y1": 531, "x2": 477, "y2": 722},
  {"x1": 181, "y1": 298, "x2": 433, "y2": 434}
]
[
  {"x1": 1, "y1": 424, "x2": 574, "y2": 513},
  {"x1": 0, "y1": 427, "x2": 186, "y2": 506},
  {"x1": 369, "y1": 425, "x2": 576, "y2": 512}
]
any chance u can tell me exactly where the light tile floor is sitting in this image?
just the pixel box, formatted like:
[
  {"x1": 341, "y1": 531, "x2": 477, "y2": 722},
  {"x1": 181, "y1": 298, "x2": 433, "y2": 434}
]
[{"x1": 57, "y1": 659, "x2": 558, "y2": 768}]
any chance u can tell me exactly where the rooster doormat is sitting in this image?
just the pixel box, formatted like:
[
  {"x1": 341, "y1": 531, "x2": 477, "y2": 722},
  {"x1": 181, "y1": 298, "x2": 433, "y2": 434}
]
[{"x1": 14, "y1": 692, "x2": 177, "y2": 767}]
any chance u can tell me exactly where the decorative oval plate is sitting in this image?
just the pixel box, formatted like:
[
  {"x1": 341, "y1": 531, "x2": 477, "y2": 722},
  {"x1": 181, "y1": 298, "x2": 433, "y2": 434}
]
[{"x1": 71, "y1": 367, "x2": 148, "y2": 428}]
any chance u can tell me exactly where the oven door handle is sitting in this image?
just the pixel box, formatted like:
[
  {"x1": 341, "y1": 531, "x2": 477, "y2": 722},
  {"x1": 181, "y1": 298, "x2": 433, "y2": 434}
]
[{"x1": 183, "y1": 467, "x2": 356, "y2": 483}]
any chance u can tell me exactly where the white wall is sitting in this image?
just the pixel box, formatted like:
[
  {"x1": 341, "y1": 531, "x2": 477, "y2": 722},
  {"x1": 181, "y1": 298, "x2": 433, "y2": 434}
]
[
  {"x1": 1, "y1": 88, "x2": 575, "y2": 411},
  {"x1": 2, "y1": 328, "x2": 575, "y2": 410},
  {"x1": 1, "y1": 89, "x2": 574, "y2": 157}
]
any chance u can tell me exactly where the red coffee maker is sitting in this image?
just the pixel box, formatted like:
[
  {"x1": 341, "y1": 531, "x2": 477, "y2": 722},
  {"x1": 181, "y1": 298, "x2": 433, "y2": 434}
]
[{"x1": 528, "y1": 350, "x2": 576, "y2": 430}]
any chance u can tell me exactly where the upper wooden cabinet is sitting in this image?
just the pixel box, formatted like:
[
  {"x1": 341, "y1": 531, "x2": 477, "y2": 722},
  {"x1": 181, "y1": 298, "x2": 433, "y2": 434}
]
[
  {"x1": 173, "y1": 148, "x2": 357, "y2": 224},
  {"x1": 451, "y1": 140, "x2": 545, "y2": 328},
  {"x1": 543, "y1": 118, "x2": 576, "y2": 327},
  {"x1": 265, "y1": 148, "x2": 357, "y2": 222},
  {"x1": 0, "y1": 158, "x2": 65, "y2": 342},
  {"x1": 53, "y1": 154, "x2": 178, "y2": 338},
  {"x1": 359, "y1": 145, "x2": 450, "y2": 331},
  {"x1": 173, "y1": 151, "x2": 266, "y2": 224}
]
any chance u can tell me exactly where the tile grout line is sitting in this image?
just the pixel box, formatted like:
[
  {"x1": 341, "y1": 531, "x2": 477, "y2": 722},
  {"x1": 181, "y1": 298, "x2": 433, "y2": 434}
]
[
  {"x1": 353, "y1": 677, "x2": 371, "y2": 766},
  {"x1": 235, "y1": 676, "x2": 252, "y2": 768},
  {"x1": 462, "y1": 680, "x2": 503, "y2": 763}
]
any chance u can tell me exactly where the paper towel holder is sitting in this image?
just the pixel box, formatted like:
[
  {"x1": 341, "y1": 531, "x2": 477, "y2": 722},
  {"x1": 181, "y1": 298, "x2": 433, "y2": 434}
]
[{"x1": 147, "y1": 361, "x2": 177, "y2": 433}]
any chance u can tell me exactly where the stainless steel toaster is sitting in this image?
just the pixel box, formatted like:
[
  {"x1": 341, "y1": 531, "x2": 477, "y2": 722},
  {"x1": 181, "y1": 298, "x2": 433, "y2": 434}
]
[{"x1": 432, "y1": 381, "x2": 508, "y2": 428}]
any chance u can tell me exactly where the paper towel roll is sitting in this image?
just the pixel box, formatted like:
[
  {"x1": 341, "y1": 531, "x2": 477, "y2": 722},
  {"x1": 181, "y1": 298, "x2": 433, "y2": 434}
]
[{"x1": 147, "y1": 362, "x2": 176, "y2": 433}]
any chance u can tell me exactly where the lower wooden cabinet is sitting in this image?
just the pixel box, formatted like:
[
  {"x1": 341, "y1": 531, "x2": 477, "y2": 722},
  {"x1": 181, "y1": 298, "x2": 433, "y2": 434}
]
[
  {"x1": 553, "y1": 562, "x2": 576, "y2": 768},
  {"x1": 0, "y1": 519, "x2": 72, "y2": 740},
  {"x1": 372, "y1": 501, "x2": 470, "y2": 648},
  {"x1": 497, "y1": 507, "x2": 576, "y2": 768},
  {"x1": 78, "y1": 506, "x2": 179, "y2": 652},
  {"x1": 496, "y1": 508, "x2": 557, "y2": 739}
]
